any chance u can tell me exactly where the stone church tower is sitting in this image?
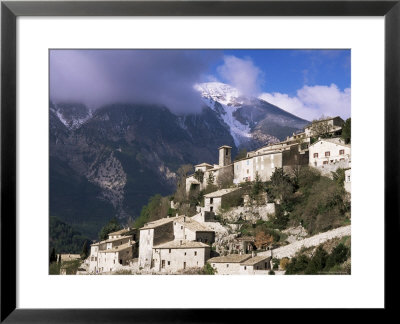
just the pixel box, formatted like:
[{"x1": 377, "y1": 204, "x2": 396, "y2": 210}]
[{"x1": 218, "y1": 145, "x2": 232, "y2": 167}]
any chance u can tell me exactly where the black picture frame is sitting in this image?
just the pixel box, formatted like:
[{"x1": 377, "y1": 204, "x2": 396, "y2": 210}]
[{"x1": 1, "y1": 0, "x2": 399, "y2": 322}]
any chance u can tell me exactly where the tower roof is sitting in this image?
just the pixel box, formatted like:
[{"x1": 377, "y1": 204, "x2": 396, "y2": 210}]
[{"x1": 218, "y1": 145, "x2": 232, "y2": 149}]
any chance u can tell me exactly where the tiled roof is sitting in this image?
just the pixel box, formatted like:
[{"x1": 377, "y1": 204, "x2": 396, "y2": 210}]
[
  {"x1": 204, "y1": 188, "x2": 240, "y2": 198},
  {"x1": 175, "y1": 216, "x2": 213, "y2": 233},
  {"x1": 195, "y1": 162, "x2": 213, "y2": 167},
  {"x1": 141, "y1": 217, "x2": 175, "y2": 230},
  {"x1": 108, "y1": 228, "x2": 132, "y2": 236},
  {"x1": 241, "y1": 255, "x2": 270, "y2": 266},
  {"x1": 99, "y1": 242, "x2": 133, "y2": 253},
  {"x1": 153, "y1": 240, "x2": 210, "y2": 249},
  {"x1": 207, "y1": 254, "x2": 252, "y2": 264},
  {"x1": 91, "y1": 235, "x2": 132, "y2": 246}
]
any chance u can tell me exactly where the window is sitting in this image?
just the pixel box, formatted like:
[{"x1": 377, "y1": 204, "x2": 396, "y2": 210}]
[
  {"x1": 226, "y1": 264, "x2": 229, "y2": 268},
  {"x1": 325, "y1": 151, "x2": 330, "y2": 157},
  {"x1": 183, "y1": 262, "x2": 186, "y2": 269},
  {"x1": 169, "y1": 249, "x2": 171, "y2": 253},
  {"x1": 162, "y1": 260, "x2": 165, "y2": 268},
  {"x1": 314, "y1": 162, "x2": 317, "y2": 167},
  {"x1": 194, "y1": 251, "x2": 197, "y2": 256},
  {"x1": 168, "y1": 261, "x2": 170, "y2": 266},
  {"x1": 339, "y1": 149, "x2": 345, "y2": 155},
  {"x1": 323, "y1": 161, "x2": 328, "y2": 165},
  {"x1": 226, "y1": 150, "x2": 228, "y2": 156},
  {"x1": 244, "y1": 266, "x2": 247, "y2": 270},
  {"x1": 313, "y1": 153, "x2": 318, "y2": 158},
  {"x1": 247, "y1": 169, "x2": 249, "y2": 174},
  {"x1": 247, "y1": 160, "x2": 249, "y2": 165},
  {"x1": 184, "y1": 252, "x2": 186, "y2": 256},
  {"x1": 180, "y1": 226, "x2": 183, "y2": 230},
  {"x1": 185, "y1": 235, "x2": 187, "y2": 239},
  {"x1": 210, "y1": 198, "x2": 213, "y2": 204},
  {"x1": 210, "y1": 206, "x2": 213, "y2": 212}
]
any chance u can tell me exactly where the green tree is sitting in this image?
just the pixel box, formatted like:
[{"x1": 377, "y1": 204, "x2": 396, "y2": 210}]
[
  {"x1": 285, "y1": 255, "x2": 310, "y2": 274},
  {"x1": 134, "y1": 194, "x2": 170, "y2": 228},
  {"x1": 80, "y1": 240, "x2": 89, "y2": 259},
  {"x1": 269, "y1": 168, "x2": 294, "y2": 203},
  {"x1": 251, "y1": 172, "x2": 264, "y2": 199},
  {"x1": 305, "y1": 246, "x2": 328, "y2": 274},
  {"x1": 98, "y1": 218, "x2": 122, "y2": 241},
  {"x1": 202, "y1": 263, "x2": 216, "y2": 275},
  {"x1": 341, "y1": 118, "x2": 351, "y2": 144},
  {"x1": 332, "y1": 168, "x2": 346, "y2": 188},
  {"x1": 193, "y1": 170, "x2": 204, "y2": 183},
  {"x1": 325, "y1": 243, "x2": 349, "y2": 270},
  {"x1": 206, "y1": 172, "x2": 215, "y2": 186}
]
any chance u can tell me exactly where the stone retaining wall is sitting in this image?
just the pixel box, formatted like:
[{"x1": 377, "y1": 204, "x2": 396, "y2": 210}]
[{"x1": 259, "y1": 225, "x2": 351, "y2": 259}]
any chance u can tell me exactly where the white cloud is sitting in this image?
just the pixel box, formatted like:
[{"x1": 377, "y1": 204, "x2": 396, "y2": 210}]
[
  {"x1": 259, "y1": 84, "x2": 351, "y2": 121},
  {"x1": 217, "y1": 55, "x2": 263, "y2": 96}
]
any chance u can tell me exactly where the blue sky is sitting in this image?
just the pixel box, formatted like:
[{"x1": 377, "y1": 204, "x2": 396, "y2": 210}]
[
  {"x1": 50, "y1": 49, "x2": 351, "y2": 120},
  {"x1": 216, "y1": 49, "x2": 350, "y2": 96}
]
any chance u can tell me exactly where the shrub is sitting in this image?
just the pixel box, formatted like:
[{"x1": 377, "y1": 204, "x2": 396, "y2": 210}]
[
  {"x1": 193, "y1": 170, "x2": 204, "y2": 183},
  {"x1": 268, "y1": 270, "x2": 275, "y2": 275},
  {"x1": 280, "y1": 258, "x2": 290, "y2": 270},
  {"x1": 285, "y1": 255, "x2": 310, "y2": 274},
  {"x1": 325, "y1": 243, "x2": 349, "y2": 270},
  {"x1": 272, "y1": 258, "x2": 279, "y2": 270},
  {"x1": 305, "y1": 246, "x2": 328, "y2": 274},
  {"x1": 202, "y1": 263, "x2": 216, "y2": 275}
]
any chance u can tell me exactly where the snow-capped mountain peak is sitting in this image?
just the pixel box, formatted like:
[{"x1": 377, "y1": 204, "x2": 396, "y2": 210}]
[
  {"x1": 194, "y1": 82, "x2": 243, "y2": 107},
  {"x1": 194, "y1": 82, "x2": 308, "y2": 149}
]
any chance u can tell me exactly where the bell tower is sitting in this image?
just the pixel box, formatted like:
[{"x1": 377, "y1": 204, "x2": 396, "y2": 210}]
[{"x1": 218, "y1": 145, "x2": 232, "y2": 167}]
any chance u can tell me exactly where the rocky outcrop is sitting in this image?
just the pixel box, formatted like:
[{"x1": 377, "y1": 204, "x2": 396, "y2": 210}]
[{"x1": 222, "y1": 204, "x2": 275, "y2": 223}]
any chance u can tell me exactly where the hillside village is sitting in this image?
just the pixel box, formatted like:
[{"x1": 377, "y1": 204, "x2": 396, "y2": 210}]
[{"x1": 62, "y1": 116, "x2": 351, "y2": 275}]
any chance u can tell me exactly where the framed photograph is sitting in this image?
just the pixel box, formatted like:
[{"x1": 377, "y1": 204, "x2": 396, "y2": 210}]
[{"x1": 1, "y1": 0, "x2": 398, "y2": 322}]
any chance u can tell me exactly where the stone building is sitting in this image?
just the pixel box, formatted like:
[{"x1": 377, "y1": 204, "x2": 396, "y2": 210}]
[
  {"x1": 152, "y1": 240, "x2": 211, "y2": 272},
  {"x1": 233, "y1": 143, "x2": 309, "y2": 184},
  {"x1": 173, "y1": 216, "x2": 215, "y2": 244},
  {"x1": 138, "y1": 218, "x2": 175, "y2": 269},
  {"x1": 304, "y1": 116, "x2": 344, "y2": 137},
  {"x1": 138, "y1": 215, "x2": 216, "y2": 271},
  {"x1": 88, "y1": 232, "x2": 137, "y2": 273},
  {"x1": 186, "y1": 146, "x2": 234, "y2": 193},
  {"x1": 309, "y1": 138, "x2": 351, "y2": 168},
  {"x1": 203, "y1": 188, "x2": 242, "y2": 214},
  {"x1": 207, "y1": 254, "x2": 252, "y2": 275},
  {"x1": 239, "y1": 255, "x2": 271, "y2": 274}
]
